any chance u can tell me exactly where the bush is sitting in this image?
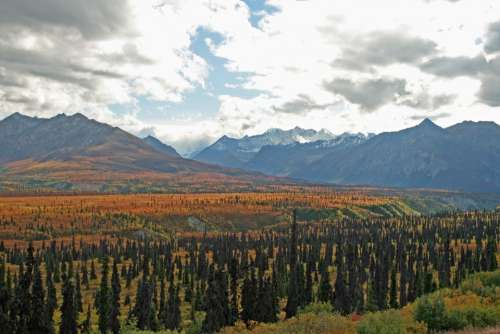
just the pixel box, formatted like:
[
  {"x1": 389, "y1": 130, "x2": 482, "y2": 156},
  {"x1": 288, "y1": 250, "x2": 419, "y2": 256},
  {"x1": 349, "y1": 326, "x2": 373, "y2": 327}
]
[
  {"x1": 459, "y1": 307, "x2": 499, "y2": 329},
  {"x1": 357, "y1": 310, "x2": 407, "y2": 334},
  {"x1": 414, "y1": 294, "x2": 500, "y2": 332},
  {"x1": 298, "y1": 303, "x2": 334, "y2": 315},
  {"x1": 414, "y1": 296, "x2": 449, "y2": 332}
]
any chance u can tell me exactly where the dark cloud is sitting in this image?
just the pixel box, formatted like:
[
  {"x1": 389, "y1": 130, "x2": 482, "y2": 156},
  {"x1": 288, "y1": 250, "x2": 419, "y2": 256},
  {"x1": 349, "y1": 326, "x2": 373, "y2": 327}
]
[
  {"x1": 419, "y1": 55, "x2": 488, "y2": 78},
  {"x1": 0, "y1": 1, "x2": 148, "y2": 111},
  {"x1": 484, "y1": 21, "x2": 500, "y2": 54},
  {"x1": 0, "y1": 44, "x2": 94, "y2": 88},
  {"x1": 479, "y1": 75, "x2": 500, "y2": 107},
  {"x1": 334, "y1": 32, "x2": 437, "y2": 71},
  {"x1": 324, "y1": 77, "x2": 409, "y2": 111},
  {"x1": 0, "y1": 0, "x2": 133, "y2": 40},
  {"x1": 273, "y1": 94, "x2": 332, "y2": 114},
  {"x1": 401, "y1": 93, "x2": 456, "y2": 110},
  {"x1": 420, "y1": 54, "x2": 500, "y2": 107}
]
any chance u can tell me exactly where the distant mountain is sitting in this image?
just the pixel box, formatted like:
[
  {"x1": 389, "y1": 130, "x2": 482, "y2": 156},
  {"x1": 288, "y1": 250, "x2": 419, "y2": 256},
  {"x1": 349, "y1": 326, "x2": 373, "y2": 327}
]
[
  {"x1": 0, "y1": 113, "x2": 280, "y2": 192},
  {"x1": 295, "y1": 119, "x2": 500, "y2": 193},
  {"x1": 194, "y1": 127, "x2": 337, "y2": 168},
  {"x1": 142, "y1": 135, "x2": 180, "y2": 158},
  {"x1": 245, "y1": 133, "x2": 371, "y2": 176}
]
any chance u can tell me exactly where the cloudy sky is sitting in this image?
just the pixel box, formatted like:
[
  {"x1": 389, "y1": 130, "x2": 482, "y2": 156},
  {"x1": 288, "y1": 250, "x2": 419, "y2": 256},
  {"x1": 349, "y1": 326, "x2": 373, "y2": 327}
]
[{"x1": 1, "y1": 0, "x2": 500, "y2": 155}]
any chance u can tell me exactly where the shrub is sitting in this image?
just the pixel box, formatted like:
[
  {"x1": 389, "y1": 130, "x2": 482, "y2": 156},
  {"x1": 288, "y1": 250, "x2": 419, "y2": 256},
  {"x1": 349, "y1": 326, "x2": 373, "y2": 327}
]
[
  {"x1": 357, "y1": 310, "x2": 407, "y2": 334},
  {"x1": 414, "y1": 294, "x2": 500, "y2": 332},
  {"x1": 459, "y1": 307, "x2": 499, "y2": 328},
  {"x1": 414, "y1": 296, "x2": 449, "y2": 332},
  {"x1": 298, "y1": 302, "x2": 334, "y2": 315}
]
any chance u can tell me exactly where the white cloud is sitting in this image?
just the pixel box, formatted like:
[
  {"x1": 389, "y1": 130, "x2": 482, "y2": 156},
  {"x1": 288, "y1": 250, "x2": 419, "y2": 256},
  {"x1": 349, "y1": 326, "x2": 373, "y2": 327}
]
[{"x1": 2, "y1": 0, "x2": 500, "y2": 156}]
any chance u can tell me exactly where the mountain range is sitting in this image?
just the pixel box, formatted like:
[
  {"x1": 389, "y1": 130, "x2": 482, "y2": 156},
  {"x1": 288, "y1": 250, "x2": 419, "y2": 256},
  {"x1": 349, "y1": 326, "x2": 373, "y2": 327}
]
[
  {"x1": 2, "y1": 112, "x2": 500, "y2": 193},
  {"x1": 0, "y1": 113, "x2": 279, "y2": 192},
  {"x1": 193, "y1": 119, "x2": 500, "y2": 193},
  {"x1": 194, "y1": 127, "x2": 340, "y2": 168}
]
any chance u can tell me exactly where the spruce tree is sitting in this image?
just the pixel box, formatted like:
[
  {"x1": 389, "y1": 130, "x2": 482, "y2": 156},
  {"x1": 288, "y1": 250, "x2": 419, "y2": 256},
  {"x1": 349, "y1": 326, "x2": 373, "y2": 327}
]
[
  {"x1": 165, "y1": 282, "x2": 181, "y2": 330},
  {"x1": 97, "y1": 258, "x2": 110, "y2": 334},
  {"x1": 46, "y1": 273, "x2": 57, "y2": 324},
  {"x1": 318, "y1": 267, "x2": 332, "y2": 303},
  {"x1": 202, "y1": 268, "x2": 229, "y2": 333},
  {"x1": 285, "y1": 209, "x2": 299, "y2": 319},
  {"x1": 333, "y1": 244, "x2": 349, "y2": 315},
  {"x1": 59, "y1": 276, "x2": 77, "y2": 334},
  {"x1": 110, "y1": 261, "x2": 121, "y2": 334},
  {"x1": 29, "y1": 265, "x2": 53, "y2": 333},
  {"x1": 389, "y1": 267, "x2": 398, "y2": 309},
  {"x1": 240, "y1": 271, "x2": 256, "y2": 325}
]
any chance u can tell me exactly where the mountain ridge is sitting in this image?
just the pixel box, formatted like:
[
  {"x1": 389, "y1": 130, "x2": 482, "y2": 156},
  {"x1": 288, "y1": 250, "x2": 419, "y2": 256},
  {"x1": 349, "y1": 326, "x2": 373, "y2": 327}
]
[
  {"x1": 295, "y1": 118, "x2": 500, "y2": 193},
  {"x1": 0, "y1": 112, "x2": 283, "y2": 192}
]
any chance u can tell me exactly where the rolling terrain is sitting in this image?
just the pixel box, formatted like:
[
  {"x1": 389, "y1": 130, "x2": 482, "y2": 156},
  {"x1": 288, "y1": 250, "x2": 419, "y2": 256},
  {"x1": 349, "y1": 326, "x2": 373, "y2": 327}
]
[
  {"x1": 0, "y1": 113, "x2": 284, "y2": 193},
  {"x1": 194, "y1": 119, "x2": 500, "y2": 193}
]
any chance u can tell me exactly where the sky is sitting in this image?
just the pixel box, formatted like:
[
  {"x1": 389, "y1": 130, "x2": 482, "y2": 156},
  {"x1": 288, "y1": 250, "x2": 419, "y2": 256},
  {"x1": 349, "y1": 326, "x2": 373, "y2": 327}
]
[{"x1": 1, "y1": 0, "x2": 500, "y2": 155}]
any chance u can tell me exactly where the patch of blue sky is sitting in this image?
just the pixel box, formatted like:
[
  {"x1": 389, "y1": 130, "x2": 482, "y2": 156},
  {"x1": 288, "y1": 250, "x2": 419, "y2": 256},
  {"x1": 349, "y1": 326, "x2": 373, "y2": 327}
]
[
  {"x1": 112, "y1": 8, "x2": 278, "y2": 125},
  {"x1": 241, "y1": 0, "x2": 280, "y2": 28}
]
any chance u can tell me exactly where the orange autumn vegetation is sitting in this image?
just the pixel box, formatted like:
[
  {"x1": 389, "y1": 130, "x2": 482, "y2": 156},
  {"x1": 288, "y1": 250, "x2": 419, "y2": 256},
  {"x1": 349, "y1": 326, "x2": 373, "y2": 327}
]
[{"x1": 0, "y1": 189, "x2": 394, "y2": 246}]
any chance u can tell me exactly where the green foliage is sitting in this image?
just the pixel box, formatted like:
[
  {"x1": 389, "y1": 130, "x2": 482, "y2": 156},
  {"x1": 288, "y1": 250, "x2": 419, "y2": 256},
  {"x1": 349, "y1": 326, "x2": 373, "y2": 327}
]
[
  {"x1": 414, "y1": 295, "x2": 452, "y2": 332},
  {"x1": 298, "y1": 302, "x2": 334, "y2": 315},
  {"x1": 459, "y1": 269, "x2": 500, "y2": 298},
  {"x1": 413, "y1": 292, "x2": 500, "y2": 332},
  {"x1": 357, "y1": 310, "x2": 407, "y2": 334}
]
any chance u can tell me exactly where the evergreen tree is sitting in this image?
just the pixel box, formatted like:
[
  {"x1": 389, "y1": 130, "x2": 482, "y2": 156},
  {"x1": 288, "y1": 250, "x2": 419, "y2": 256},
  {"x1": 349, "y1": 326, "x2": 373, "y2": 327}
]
[
  {"x1": 165, "y1": 282, "x2": 181, "y2": 330},
  {"x1": 285, "y1": 209, "x2": 299, "y2": 319},
  {"x1": 97, "y1": 258, "x2": 110, "y2": 334},
  {"x1": 46, "y1": 273, "x2": 57, "y2": 324},
  {"x1": 333, "y1": 244, "x2": 349, "y2": 315},
  {"x1": 59, "y1": 276, "x2": 77, "y2": 334},
  {"x1": 29, "y1": 265, "x2": 53, "y2": 333},
  {"x1": 317, "y1": 267, "x2": 332, "y2": 303},
  {"x1": 240, "y1": 271, "x2": 256, "y2": 325},
  {"x1": 202, "y1": 269, "x2": 230, "y2": 333},
  {"x1": 389, "y1": 267, "x2": 398, "y2": 309},
  {"x1": 110, "y1": 261, "x2": 121, "y2": 334}
]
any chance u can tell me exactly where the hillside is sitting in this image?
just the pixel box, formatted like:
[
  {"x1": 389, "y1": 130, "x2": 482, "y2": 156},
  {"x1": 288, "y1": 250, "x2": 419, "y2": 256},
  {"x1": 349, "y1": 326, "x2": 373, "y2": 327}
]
[
  {"x1": 192, "y1": 118, "x2": 500, "y2": 193},
  {"x1": 0, "y1": 113, "x2": 281, "y2": 193},
  {"x1": 297, "y1": 119, "x2": 500, "y2": 193},
  {"x1": 142, "y1": 135, "x2": 181, "y2": 158}
]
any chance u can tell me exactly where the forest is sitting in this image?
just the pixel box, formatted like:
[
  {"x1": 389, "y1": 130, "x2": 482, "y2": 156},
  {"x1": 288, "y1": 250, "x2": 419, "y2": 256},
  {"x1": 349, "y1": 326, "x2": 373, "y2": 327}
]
[{"x1": 0, "y1": 208, "x2": 498, "y2": 334}]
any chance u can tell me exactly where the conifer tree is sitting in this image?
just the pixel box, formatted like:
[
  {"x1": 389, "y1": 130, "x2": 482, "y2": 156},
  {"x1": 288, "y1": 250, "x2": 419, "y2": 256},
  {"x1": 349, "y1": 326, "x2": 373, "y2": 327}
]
[
  {"x1": 285, "y1": 209, "x2": 299, "y2": 319},
  {"x1": 317, "y1": 267, "x2": 332, "y2": 303},
  {"x1": 333, "y1": 243, "x2": 349, "y2": 315},
  {"x1": 202, "y1": 269, "x2": 229, "y2": 333},
  {"x1": 165, "y1": 282, "x2": 181, "y2": 330},
  {"x1": 29, "y1": 265, "x2": 53, "y2": 334},
  {"x1": 110, "y1": 261, "x2": 121, "y2": 334},
  {"x1": 46, "y1": 272, "x2": 57, "y2": 325},
  {"x1": 59, "y1": 276, "x2": 77, "y2": 334},
  {"x1": 389, "y1": 267, "x2": 398, "y2": 309},
  {"x1": 240, "y1": 271, "x2": 256, "y2": 325},
  {"x1": 97, "y1": 258, "x2": 110, "y2": 334}
]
